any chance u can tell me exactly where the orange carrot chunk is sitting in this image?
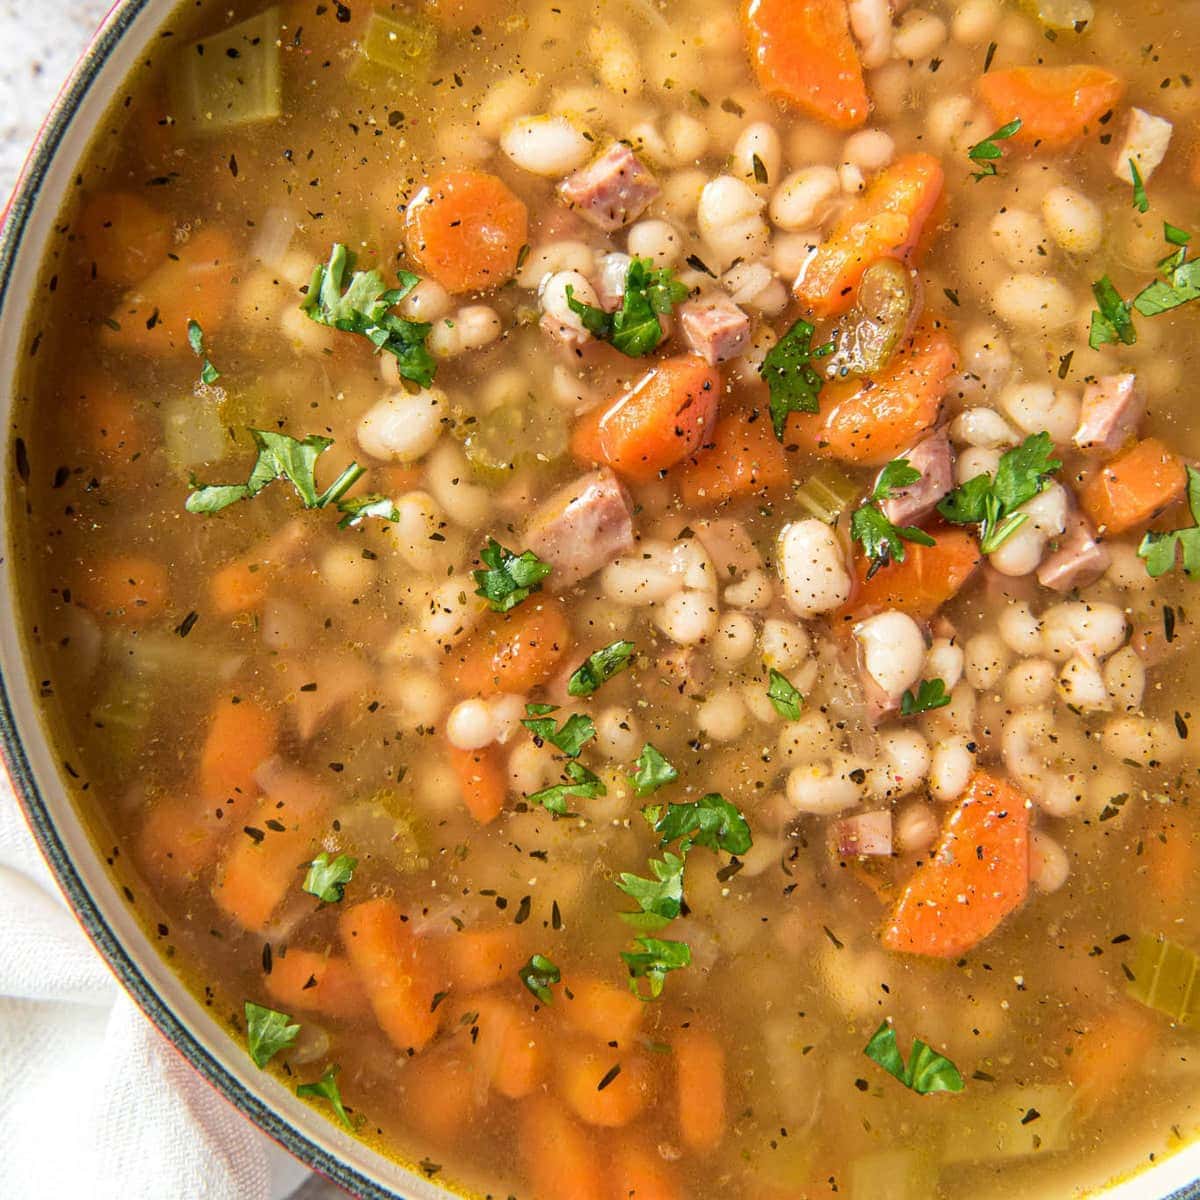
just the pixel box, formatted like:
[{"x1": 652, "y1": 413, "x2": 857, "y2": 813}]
[
  {"x1": 608, "y1": 1137, "x2": 683, "y2": 1200},
  {"x1": 404, "y1": 169, "x2": 528, "y2": 294},
  {"x1": 340, "y1": 897, "x2": 444, "y2": 1053},
  {"x1": 674, "y1": 1026, "x2": 726, "y2": 1155},
  {"x1": 1080, "y1": 437, "x2": 1187, "y2": 536},
  {"x1": 76, "y1": 191, "x2": 171, "y2": 287},
  {"x1": 677, "y1": 406, "x2": 790, "y2": 507},
  {"x1": 882, "y1": 771, "x2": 1030, "y2": 958},
  {"x1": 557, "y1": 1043, "x2": 653, "y2": 1128},
  {"x1": 519, "y1": 1095, "x2": 607, "y2": 1200},
  {"x1": 401, "y1": 1049, "x2": 478, "y2": 1144},
  {"x1": 458, "y1": 993, "x2": 547, "y2": 1100},
  {"x1": 573, "y1": 356, "x2": 721, "y2": 483},
  {"x1": 76, "y1": 554, "x2": 170, "y2": 625},
  {"x1": 1065, "y1": 1006, "x2": 1157, "y2": 1113},
  {"x1": 439, "y1": 925, "x2": 522, "y2": 992},
  {"x1": 264, "y1": 948, "x2": 370, "y2": 1020},
  {"x1": 742, "y1": 0, "x2": 868, "y2": 130},
  {"x1": 786, "y1": 323, "x2": 957, "y2": 465},
  {"x1": 451, "y1": 603, "x2": 572, "y2": 696},
  {"x1": 65, "y1": 372, "x2": 145, "y2": 469},
  {"x1": 135, "y1": 795, "x2": 226, "y2": 889},
  {"x1": 198, "y1": 697, "x2": 278, "y2": 805},
  {"x1": 561, "y1": 975, "x2": 645, "y2": 1047},
  {"x1": 794, "y1": 154, "x2": 945, "y2": 316},
  {"x1": 978, "y1": 65, "x2": 1125, "y2": 152},
  {"x1": 448, "y1": 743, "x2": 508, "y2": 825}
]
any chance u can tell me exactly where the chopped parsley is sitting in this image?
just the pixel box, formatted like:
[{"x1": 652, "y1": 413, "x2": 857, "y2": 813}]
[
  {"x1": 526, "y1": 760, "x2": 606, "y2": 815},
  {"x1": 336, "y1": 494, "x2": 401, "y2": 529},
  {"x1": 472, "y1": 539, "x2": 552, "y2": 612},
  {"x1": 568, "y1": 640, "x2": 636, "y2": 697},
  {"x1": 301, "y1": 243, "x2": 435, "y2": 386},
  {"x1": 643, "y1": 792, "x2": 752, "y2": 856},
  {"x1": 522, "y1": 704, "x2": 596, "y2": 758},
  {"x1": 967, "y1": 116, "x2": 1022, "y2": 180},
  {"x1": 244, "y1": 1001, "x2": 299, "y2": 1068},
  {"x1": 850, "y1": 458, "x2": 937, "y2": 578},
  {"x1": 616, "y1": 851, "x2": 687, "y2": 931},
  {"x1": 629, "y1": 743, "x2": 678, "y2": 795},
  {"x1": 864, "y1": 1021, "x2": 964, "y2": 1095},
  {"x1": 937, "y1": 432, "x2": 1062, "y2": 555},
  {"x1": 766, "y1": 668, "x2": 804, "y2": 720},
  {"x1": 296, "y1": 1064, "x2": 355, "y2": 1130},
  {"x1": 565, "y1": 257, "x2": 689, "y2": 357},
  {"x1": 1089, "y1": 275, "x2": 1137, "y2": 349},
  {"x1": 518, "y1": 953, "x2": 562, "y2": 1004},
  {"x1": 1138, "y1": 465, "x2": 1200, "y2": 578},
  {"x1": 900, "y1": 677, "x2": 952, "y2": 716},
  {"x1": 186, "y1": 318, "x2": 220, "y2": 385},
  {"x1": 621, "y1": 937, "x2": 692, "y2": 1001},
  {"x1": 760, "y1": 317, "x2": 834, "y2": 440},
  {"x1": 1130, "y1": 159, "x2": 1149, "y2": 213},
  {"x1": 302, "y1": 852, "x2": 357, "y2": 904}
]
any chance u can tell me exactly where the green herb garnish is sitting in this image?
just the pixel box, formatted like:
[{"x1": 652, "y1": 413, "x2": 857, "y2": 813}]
[
  {"x1": 766, "y1": 669, "x2": 803, "y2": 720},
  {"x1": 296, "y1": 1065, "x2": 355, "y2": 1129},
  {"x1": 760, "y1": 317, "x2": 835, "y2": 440},
  {"x1": 518, "y1": 953, "x2": 562, "y2": 1004},
  {"x1": 568, "y1": 640, "x2": 636, "y2": 697},
  {"x1": 850, "y1": 458, "x2": 937, "y2": 578},
  {"x1": 565, "y1": 257, "x2": 689, "y2": 357},
  {"x1": 900, "y1": 678, "x2": 952, "y2": 716},
  {"x1": 864, "y1": 1021, "x2": 964, "y2": 1095},
  {"x1": 526, "y1": 760, "x2": 606, "y2": 815},
  {"x1": 1130, "y1": 159, "x2": 1149, "y2": 213},
  {"x1": 244, "y1": 1001, "x2": 299, "y2": 1068},
  {"x1": 616, "y1": 851, "x2": 687, "y2": 932},
  {"x1": 630, "y1": 743, "x2": 678, "y2": 795},
  {"x1": 621, "y1": 937, "x2": 692, "y2": 1001},
  {"x1": 302, "y1": 852, "x2": 357, "y2": 904},
  {"x1": 336, "y1": 494, "x2": 401, "y2": 529},
  {"x1": 1089, "y1": 275, "x2": 1137, "y2": 349},
  {"x1": 643, "y1": 793, "x2": 752, "y2": 856},
  {"x1": 522, "y1": 704, "x2": 596, "y2": 758},
  {"x1": 967, "y1": 117, "x2": 1022, "y2": 180},
  {"x1": 472, "y1": 539, "x2": 553, "y2": 612},
  {"x1": 1138, "y1": 465, "x2": 1200, "y2": 578},
  {"x1": 186, "y1": 318, "x2": 220, "y2": 385}
]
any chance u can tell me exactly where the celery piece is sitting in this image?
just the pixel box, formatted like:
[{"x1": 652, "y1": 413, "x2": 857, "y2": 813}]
[
  {"x1": 942, "y1": 1084, "x2": 1073, "y2": 1163},
  {"x1": 354, "y1": 11, "x2": 437, "y2": 83},
  {"x1": 457, "y1": 401, "x2": 568, "y2": 484},
  {"x1": 1127, "y1": 933, "x2": 1200, "y2": 1027},
  {"x1": 176, "y1": 8, "x2": 282, "y2": 134},
  {"x1": 793, "y1": 466, "x2": 859, "y2": 524},
  {"x1": 334, "y1": 794, "x2": 429, "y2": 875},
  {"x1": 850, "y1": 1150, "x2": 937, "y2": 1200},
  {"x1": 163, "y1": 396, "x2": 228, "y2": 474},
  {"x1": 1020, "y1": 0, "x2": 1094, "y2": 31}
]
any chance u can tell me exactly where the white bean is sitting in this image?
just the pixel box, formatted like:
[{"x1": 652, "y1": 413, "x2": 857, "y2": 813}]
[
  {"x1": 595, "y1": 707, "x2": 641, "y2": 760},
  {"x1": 955, "y1": 446, "x2": 1002, "y2": 486},
  {"x1": 724, "y1": 568, "x2": 774, "y2": 609},
  {"x1": 848, "y1": 0, "x2": 892, "y2": 67},
  {"x1": 998, "y1": 602, "x2": 1042, "y2": 656},
  {"x1": 446, "y1": 698, "x2": 497, "y2": 750},
  {"x1": 588, "y1": 23, "x2": 642, "y2": 97},
  {"x1": 658, "y1": 168, "x2": 708, "y2": 221},
  {"x1": 952, "y1": 0, "x2": 1001, "y2": 42},
  {"x1": 540, "y1": 271, "x2": 599, "y2": 345},
  {"x1": 875, "y1": 727, "x2": 931, "y2": 797},
  {"x1": 423, "y1": 574, "x2": 485, "y2": 648},
  {"x1": 839, "y1": 163, "x2": 866, "y2": 194},
  {"x1": 1041, "y1": 186, "x2": 1103, "y2": 256},
  {"x1": 1101, "y1": 716, "x2": 1183, "y2": 767},
  {"x1": 501, "y1": 115, "x2": 591, "y2": 177},
  {"x1": 769, "y1": 166, "x2": 840, "y2": 231},
  {"x1": 992, "y1": 274, "x2": 1076, "y2": 331},
  {"x1": 518, "y1": 241, "x2": 594, "y2": 290},
  {"x1": 698, "y1": 175, "x2": 770, "y2": 268},
  {"x1": 319, "y1": 544, "x2": 376, "y2": 599},
  {"x1": 844, "y1": 129, "x2": 895, "y2": 174},
  {"x1": 627, "y1": 219, "x2": 684, "y2": 268},
  {"x1": 988, "y1": 482, "x2": 1068, "y2": 577},
  {"x1": 956, "y1": 322, "x2": 1013, "y2": 401},
  {"x1": 426, "y1": 440, "x2": 491, "y2": 528},
  {"x1": 929, "y1": 740, "x2": 973, "y2": 803},
  {"x1": 893, "y1": 9, "x2": 947, "y2": 59},
  {"x1": 787, "y1": 756, "x2": 865, "y2": 815},
  {"x1": 601, "y1": 542, "x2": 678, "y2": 606},
  {"x1": 925, "y1": 94, "x2": 976, "y2": 151},
  {"x1": 477, "y1": 76, "x2": 543, "y2": 139},
  {"x1": 393, "y1": 491, "x2": 450, "y2": 572},
  {"x1": 733, "y1": 121, "x2": 783, "y2": 189},
  {"x1": 949, "y1": 407, "x2": 1018, "y2": 449},
  {"x1": 778, "y1": 520, "x2": 853, "y2": 617},
  {"x1": 357, "y1": 387, "x2": 445, "y2": 462},
  {"x1": 1030, "y1": 831, "x2": 1069, "y2": 893},
  {"x1": 1103, "y1": 645, "x2": 1146, "y2": 713},
  {"x1": 1058, "y1": 652, "x2": 1111, "y2": 711},
  {"x1": 489, "y1": 693, "x2": 527, "y2": 745},
  {"x1": 989, "y1": 209, "x2": 1050, "y2": 271},
  {"x1": 1003, "y1": 658, "x2": 1056, "y2": 706},
  {"x1": 762, "y1": 619, "x2": 811, "y2": 670},
  {"x1": 399, "y1": 278, "x2": 452, "y2": 323},
  {"x1": 963, "y1": 633, "x2": 1011, "y2": 692},
  {"x1": 773, "y1": 231, "x2": 820, "y2": 281},
  {"x1": 896, "y1": 802, "x2": 939, "y2": 853},
  {"x1": 711, "y1": 612, "x2": 757, "y2": 669},
  {"x1": 1041, "y1": 600, "x2": 1127, "y2": 662},
  {"x1": 855, "y1": 611, "x2": 927, "y2": 698},
  {"x1": 999, "y1": 381, "x2": 1080, "y2": 445},
  {"x1": 654, "y1": 590, "x2": 718, "y2": 645},
  {"x1": 698, "y1": 688, "x2": 748, "y2": 742},
  {"x1": 925, "y1": 637, "x2": 964, "y2": 691}
]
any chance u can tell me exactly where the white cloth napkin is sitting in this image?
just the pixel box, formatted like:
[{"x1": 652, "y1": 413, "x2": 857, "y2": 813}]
[{"x1": 0, "y1": 774, "x2": 315, "y2": 1199}]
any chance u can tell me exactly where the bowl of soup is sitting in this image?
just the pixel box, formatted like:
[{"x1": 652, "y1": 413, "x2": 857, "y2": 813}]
[{"x1": 4, "y1": 0, "x2": 1200, "y2": 1196}]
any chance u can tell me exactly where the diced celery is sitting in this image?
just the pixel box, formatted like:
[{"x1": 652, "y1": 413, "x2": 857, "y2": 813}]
[
  {"x1": 163, "y1": 396, "x2": 229, "y2": 474},
  {"x1": 334, "y1": 793, "x2": 428, "y2": 875},
  {"x1": 850, "y1": 1150, "x2": 937, "y2": 1200},
  {"x1": 89, "y1": 671, "x2": 156, "y2": 765},
  {"x1": 176, "y1": 8, "x2": 282, "y2": 134},
  {"x1": 353, "y1": 11, "x2": 436, "y2": 83},
  {"x1": 1020, "y1": 0, "x2": 1095, "y2": 31},
  {"x1": 942, "y1": 1084, "x2": 1074, "y2": 1163},
  {"x1": 457, "y1": 401, "x2": 568, "y2": 484},
  {"x1": 793, "y1": 466, "x2": 860, "y2": 524},
  {"x1": 1127, "y1": 933, "x2": 1200, "y2": 1027}
]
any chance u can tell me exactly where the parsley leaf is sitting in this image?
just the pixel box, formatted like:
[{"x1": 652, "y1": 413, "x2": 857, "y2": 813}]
[
  {"x1": 302, "y1": 852, "x2": 357, "y2": 903},
  {"x1": 872, "y1": 459, "x2": 922, "y2": 499},
  {"x1": 565, "y1": 257, "x2": 689, "y2": 357},
  {"x1": 760, "y1": 317, "x2": 834, "y2": 440},
  {"x1": 629, "y1": 743, "x2": 678, "y2": 795},
  {"x1": 568, "y1": 640, "x2": 636, "y2": 697},
  {"x1": 296, "y1": 1064, "x2": 355, "y2": 1129},
  {"x1": 900, "y1": 678, "x2": 952, "y2": 716},
  {"x1": 526, "y1": 760, "x2": 606, "y2": 815},
  {"x1": 864, "y1": 1022, "x2": 964, "y2": 1095},
  {"x1": 186, "y1": 318, "x2": 220, "y2": 385},
  {"x1": 1089, "y1": 275, "x2": 1137, "y2": 349},
  {"x1": 522, "y1": 704, "x2": 596, "y2": 758},
  {"x1": 766, "y1": 669, "x2": 803, "y2": 720},
  {"x1": 850, "y1": 457, "x2": 936, "y2": 577},
  {"x1": 616, "y1": 851, "x2": 687, "y2": 931},
  {"x1": 336, "y1": 494, "x2": 401, "y2": 528},
  {"x1": 244, "y1": 1001, "x2": 299, "y2": 1068},
  {"x1": 1130, "y1": 158, "x2": 1149, "y2": 213},
  {"x1": 472, "y1": 539, "x2": 553, "y2": 612},
  {"x1": 621, "y1": 937, "x2": 692, "y2": 1001},
  {"x1": 518, "y1": 953, "x2": 562, "y2": 1004},
  {"x1": 967, "y1": 116, "x2": 1022, "y2": 180},
  {"x1": 1138, "y1": 465, "x2": 1200, "y2": 578},
  {"x1": 1133, "y1": 244, "x2": 1200, "y2": 317},
  {"x1": 301, "y1": 243, "x2": 435, "y2": 387},
  {"x1": 644, "y1": 793, "x2": 753, "y2": 856},
  {"x1": 186, "y1": 429, "x2": 365, "y2": 515}
]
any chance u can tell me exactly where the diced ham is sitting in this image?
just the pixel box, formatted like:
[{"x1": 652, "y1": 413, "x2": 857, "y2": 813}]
[
  {"x1": 1036, "y1": 511, "x2": 1111, "y2": 593},
  {"x1": 1113, "y1": 107, "x2": 1173, "y2": 183},
  {"x1": 523, "y1": 469, "x2": 635, "y2": 589},
  {"x1": 879, "y1": 429, "x2": 954, "y2": 527},
  {"x1": 834, "y1": 810, "x2": 893, "y2": 857},
  {"x1": 559, "y1": 142, "x2": 660, "y2": 232},
  {"x1": 1073, "y1": 373, "x2": 1145, "y2": 454},
  {"x1": 679, "y1": 294, "x2": 752, "y2": 365}
]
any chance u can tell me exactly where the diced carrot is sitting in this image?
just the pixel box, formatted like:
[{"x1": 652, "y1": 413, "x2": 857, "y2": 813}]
[
  {"x1": 572, "y1": 356, "x2": 722, "y2": 483},
  {"x1": 135, "y1": 795, "x2": 226, "y2": 889},
  {"x1": 794, "y1": 155, "x2": 945, "y2": 316},
  {"x1": 882, "y1": 771, "x2": 1030, "y2": 958},
  {"x1": 340, "y1": 897, "x2": 444, "y2": 1053},
  {"x1": 785, "y1": 323, "x2": 957, "y2": 465},
  {"x1": 76, "y1": 554, "x2": 170, "y2": 625},
  {"x1": 1140, "y1": 808, "x2": 1198, "y2": 915},
  {"x1": 198, "y1": 697, "x2": 278, "y2": 805},
  {"x1": 439, "y1": 925, "x2": 522, "y2": 992},
  {"x1": 264, "y1": 948, "x2": 370, "y2": 1020},
  {"x1": 401, "y1": 1048, "x2": 478, "y2": 1145},
  {"x1": 1065, "y1": 1005, "x2": 1157, "y2": 1110},
  {"x1": 561, "y1": 975, "x2": 644, "y2": 1047},
  {"x1": 1080, "y1": 437, "x2": 1187, "y2": 536},
  {"x1": 674, "y1": 1026, "x2": 726, "y2": 1155},
  {"x1": 558, "y1": 1042, "x2": 653, "y2": 1128},
  {"x1": 404, "y1": 169, "x2": 528, "y2": 294},
  {"x1": 676, "y1": 406, "x2": 790, "y2": 507},
  {"x1": 448, "y1": 743, "x2": 508, "y2": 825},
  {"x1": 103, "y1": 227, "x2": 235, "y2": 356},
  {"x1": 456, "y1": 993, "x2": 547, "y2": 1100},
  {"x1": 608, "y1": 1137, "x2": 683, "y2": 1200},
  {"x1": 519, "y1": 1095, "x2": 607, "y2": 1200},
  {"x1": 838, "y1": 528, "x2": 982, "y2": 625},
  {"x1": 451, "y1": 603, "x2": 572, "y2": 696},
  {"x1": 741, "y1": 0, "x2": 867, "y2": 130},
  {"x1": 978, "y1": 65, "x2": 1125, "y2": 152},
  {"x1": 210, "y1": 556, "x2": 271, "y2": 617},
  {"x1": 212, "y1": 769, "x2": 328, "y2": 932},
  {"x1": 76, "y1": 191, "x2": 171, "y2": 286},
  {"x1": 65, "y1": 372, "x2": 144, "y2": 469}
]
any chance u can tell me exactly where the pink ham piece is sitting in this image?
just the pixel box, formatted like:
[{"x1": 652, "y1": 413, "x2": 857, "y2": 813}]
[
  {"x1": 558, "y1": 142, "x2": 660, "y2": 232},
  {"x1": 679, "y1": 294, "x2": 752, "y2": 365},
  {"x1": 523, "y1": 469, "x2": 635, "y2": 589},
  {"x1": 1073, "y1": 374, "x2": 1145, "y2": 454},
  {"x1": 1036, "y1": 510, "x2": 1111, "y2": 592},
  {"x1": 879, "y1": 429, "x2": 954, "y2": 527},
  {"x1": 834, "y1": 810, "x2": 894, "y2": 857}
]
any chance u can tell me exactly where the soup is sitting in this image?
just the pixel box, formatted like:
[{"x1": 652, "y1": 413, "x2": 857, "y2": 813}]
[{"x1": 12, "y1": 0, "x2": 1200, "y2": 1195}]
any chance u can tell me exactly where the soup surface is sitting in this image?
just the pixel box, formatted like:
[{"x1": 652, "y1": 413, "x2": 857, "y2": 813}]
[{"x1": 13, "y1": 0, "x2": 1200, "y2": 1196}]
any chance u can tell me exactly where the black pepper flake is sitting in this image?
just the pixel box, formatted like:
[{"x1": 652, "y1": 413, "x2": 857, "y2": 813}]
[
  {"x1": 1164, "y1": 605, "x2": 1177, "y2": 643},
  {"x1": 228, "y1": 154, "x2": 239, "y2": 178},
  {"x1": 823, "y1": 925, "x2": 844, "y2": 950},
  {"x1": 943, "y1": 287, "x2": 960, "y2": 307},
  {"x1": 328, "y1": 762, "x2": 345, "y2": 773},
  {"x1": 431, "y1": 990, "x2": 449, "y2": 1012},
  {"x1": 243, "y1": 826, "x2": 265, "y2": 843},
  {"x1": 419, "y1": 1160, "x2": 441, "y2": 1178},
  {"x1": 972, "y1": 1069, "x2": 995, "y2": 1082},
  {"x1": 335, "y1": 2, "x2": 351, "y2": 21},
  {"x1": 14, "y1": 437, "x2": 29, "y2": 484},
  {"x1": 262, "y1": 943, "x2": 273, "y2": 974},
  {"x1": 51, "y1": 465, "x2": 70, "y2": 488},
  {"x1": 551, "y1": 900, "x2": 563, "y2": 930},
  {"x1": 265, "y1": 819, "x2": 286, "y2": 832},
  {"x1": 721, "y1": 97, "x2": 745, "y2": 117},
  {"x1": 853, "y1": 1078, "x2": 868, "y2": 1091},
  {"x1": 1112, "y1": 933, "x2": 1131, "y2": 944},
  {"x1": 686, "y1": 253, "x2": 716, "y2": 277},
  {"x1": 716, "y1": 858, "x2": 744, "y2": 883},
  {"x1": 596, "y1": 1063, "x2": 621, "y2": 1091},
  {"x1": 983, "y1": 40, "x2": 998, "y2": 71},
  {"x1": 514, "y1": 895, "x2": 532, "y2": 924},
  {"x1": 1020, "y1": 1108, "x2": 1041, "y2": 1125},
  {"x1": 175, "y1": 610, "x2": 199, "y2": 638},
  {"x1": 299, "y1": 681, "x2": 318, "y2": 692},
  {"x1": 1175, "y1": 711, "x2": 1189, "y2": 739}
]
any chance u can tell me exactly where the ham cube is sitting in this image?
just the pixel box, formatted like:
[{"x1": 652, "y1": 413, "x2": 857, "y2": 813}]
[
  {"x1": 834, "y1": 810, "x2": 893, "y2": 857},
  {"x1": 1036, "y1": 511, "x2": 1111, "y2": 593},
  {"x1": 1073, "y1": 373, "x2": 1145, "y2": 454},
  {"x1": 679, "y1": 294, "x2": 752, "y2": 365},
  {"x1": 1112, "y1": 107, "x2": 1173, "y2": 183},
  {"x1": 558, "y1": 142, "x2": 660, "y2": 232},
  {"x1": 879, "y1": 429, "x2": 954, "y2": 527}
]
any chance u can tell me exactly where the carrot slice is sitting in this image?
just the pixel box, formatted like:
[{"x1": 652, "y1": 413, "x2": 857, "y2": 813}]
[
  {"x1": 451, "y1": 603, "x2": 572, "y2": 696},
  {"x1": 457, "y1": 993, "x2": 547, "y2": 1100},
  {"x1": 439, "y1": 925, "x2": 522, "y2": 992},
  {"x1": 135, "y1": 795, "x2": 226, "y2": 889},
  {"x1": 561, "y1": 975, "x2": 644, "y2": 1047},
  {"x1": 340, "y1": 897, "x2": 444, "y2": 1053},
  {"x1": 1065, "y1": 1005, "x2": 1157, "y2": 1111},
  {"x1": 677, "y1": 406, "x2": 790, "y2": 506},
  {"x1": 573, "y1": 356, "x2": 721, "y2": 483},
  {"x1": 786, "y1": 323, "x2": 957, "y2": 465},
  {"x1": 264, "y1": 948, "x2": 370, "y2": 1020},
  {"x1": 76, "y1": 554, "x2": 170, "y2": 625},
  {"x1": 519, "y1": 1095, "x2": 607, "y2": 1200},
  {"x1": 978, "y1": 65, "x2": 1125, "y2": 152},
  {"x1": 882, "y1": 771, "x2": 1030, "y2": 958},
  {"x1": 401, "y1": 1048, "x2": 478, "y2": 1144},
  {"x1": 742, "y1": 0, "x2": 868, "y2": 130},
  {"x1": 794, "y1": 154, "x2": 945, "y2": 316},
  {"x1": 448, "y1": 743, "x2": 508, "y2": 824},
  {"x1": 404, "y1": 169, "x2": 528, "y2": 294},
  {"x1": 65, "y1": 372, "x2": 144, "y2": 469},
  {"x1": 609, "y1": 1137, "x2": 683, "y2": 1200},
  {"x1": 198, "y1": 697, "x2": 278, "y2": 805},
  {"x1": 76, "y1": 191, "x2": 171, "y2": 287},
  {"x1": 1079, "y1": 437, "x2": 1187, "y2": 536},
  {"x1": 558, "y1": 1042, "x2": 653, "y2": 1127},
  {"x1": 674, "y1": 1026, "x2": 726, "y2": 1154}
]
